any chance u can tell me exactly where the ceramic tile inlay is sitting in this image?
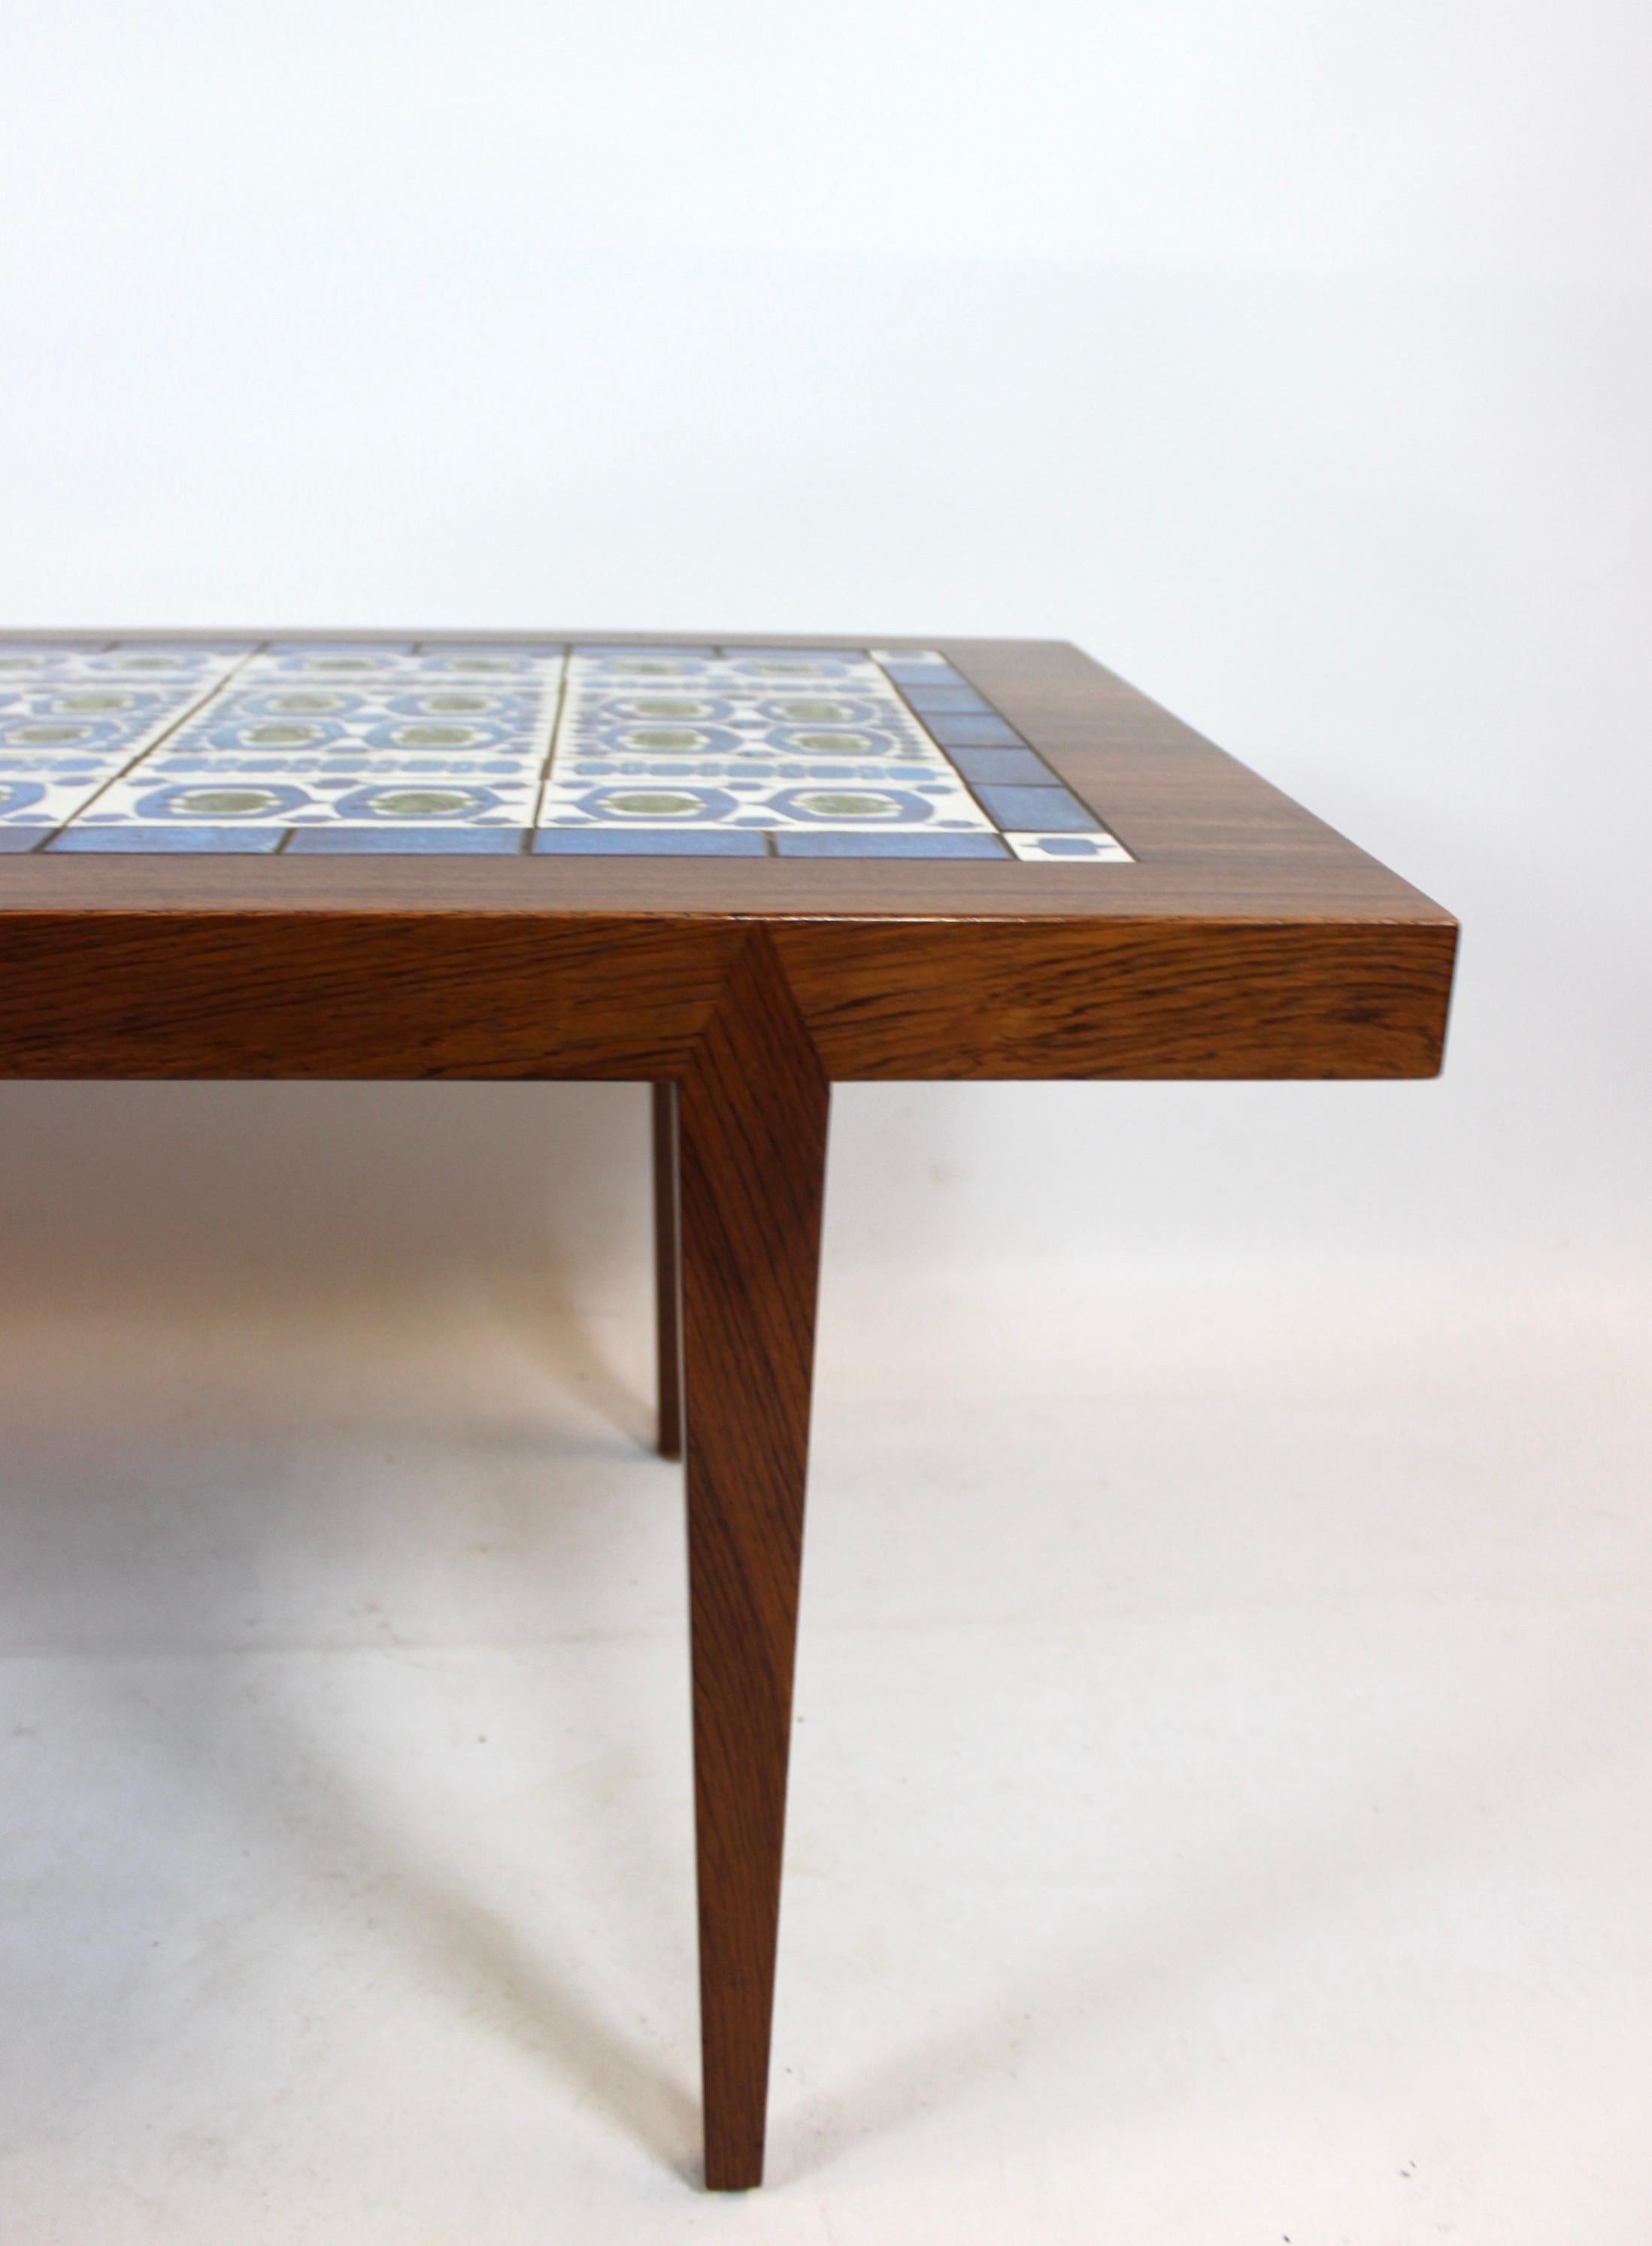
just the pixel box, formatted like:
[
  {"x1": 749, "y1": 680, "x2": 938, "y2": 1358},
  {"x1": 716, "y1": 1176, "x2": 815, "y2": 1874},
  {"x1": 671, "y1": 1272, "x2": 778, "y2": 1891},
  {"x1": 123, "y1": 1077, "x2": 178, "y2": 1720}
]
[{"x1": 0, "y1": 641, "x2": 1134, "y2": 862}]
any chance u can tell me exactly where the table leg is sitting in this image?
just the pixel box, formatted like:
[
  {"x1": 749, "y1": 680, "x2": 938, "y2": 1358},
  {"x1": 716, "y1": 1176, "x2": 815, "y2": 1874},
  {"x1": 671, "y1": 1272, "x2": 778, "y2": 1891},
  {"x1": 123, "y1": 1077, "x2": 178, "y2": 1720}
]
[
  {"x1": 651, "y1": 1081, "x2": 684, "y2": 1459},
  {"x1": 677, "y1": 931, "x2": 830, "y2": 2190}
]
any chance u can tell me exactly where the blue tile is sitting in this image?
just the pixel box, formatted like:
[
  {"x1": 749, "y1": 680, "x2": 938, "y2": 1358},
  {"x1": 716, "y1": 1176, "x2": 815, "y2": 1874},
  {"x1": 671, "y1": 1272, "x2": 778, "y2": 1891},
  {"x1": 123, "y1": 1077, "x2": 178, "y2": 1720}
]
[
  {"x1": 102, "y1": 641, "x2": 253, "y2": 657},
  {"x1": 900, "y1": 686, "x2": 993, "y2": 715},
  {"x1": 572, "y1": 644, "x2": 717, "y2": 656},
  {"x1": 264, "y1": 639, "x2": 417, "y2": 655},
  {"x1": 972, "y1": 784, "x2": 1099, "y2": 832},
  {"x1": 923, "y1": 714, "x2": 1024, "y2": 749},
  {"x1": 950, "y1": 747, "x2": 1056, "y2": 787},
  {"x1": 0, "y1": 639, "x2": 114, "y2": 654},
  {"x1": 878, "y1": 660, "x2": 965, "y2": 687},
  {"x1": 0, "y1": 825, "x2": 51, "y2": 851},
  {"x1": 532, "y1": 827, "x2": 768, "y2": 855},
  {"x1": 774, "y1": 831, "x2": 1008, "y2": 859},
  {"x1": 48, "y1": 824, "x2": 285, "y2": 853},
  {"x1": 285, "y1": 826, "x2": 526, "y2": 853}
]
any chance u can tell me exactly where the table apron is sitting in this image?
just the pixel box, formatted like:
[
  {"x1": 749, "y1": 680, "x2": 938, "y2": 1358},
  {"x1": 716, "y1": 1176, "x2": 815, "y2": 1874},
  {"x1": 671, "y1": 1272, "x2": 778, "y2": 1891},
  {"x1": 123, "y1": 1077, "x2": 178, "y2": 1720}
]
[{"x1": 0, "y1": 913, "x2": 1455, "y2": 1080}]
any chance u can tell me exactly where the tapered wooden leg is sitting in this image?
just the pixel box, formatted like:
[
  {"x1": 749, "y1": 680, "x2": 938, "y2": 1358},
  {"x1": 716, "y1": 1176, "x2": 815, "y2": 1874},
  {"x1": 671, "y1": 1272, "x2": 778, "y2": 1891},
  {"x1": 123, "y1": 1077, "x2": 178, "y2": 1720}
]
[
  {"x1": 678, "y1": 931, "x2": 830, "y2": 2190},
  {"x1": 651, "y1": 1081, "x2": 684, "y2": 1459}
]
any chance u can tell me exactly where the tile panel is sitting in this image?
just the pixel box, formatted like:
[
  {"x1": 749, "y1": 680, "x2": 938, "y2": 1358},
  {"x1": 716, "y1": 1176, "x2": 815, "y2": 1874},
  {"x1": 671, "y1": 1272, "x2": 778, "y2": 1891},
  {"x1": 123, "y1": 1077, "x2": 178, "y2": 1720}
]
[{"x1": 0, "y1": 641, "x2": 1135, "y2": 862}]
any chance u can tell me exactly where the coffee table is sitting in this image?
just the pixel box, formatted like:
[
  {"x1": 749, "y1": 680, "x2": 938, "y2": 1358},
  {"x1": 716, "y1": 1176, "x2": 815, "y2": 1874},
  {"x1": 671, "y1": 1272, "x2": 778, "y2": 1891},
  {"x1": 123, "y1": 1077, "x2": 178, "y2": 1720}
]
[{"x1": 0, "y1": 631, "x2": 1456, "y2": 2188}]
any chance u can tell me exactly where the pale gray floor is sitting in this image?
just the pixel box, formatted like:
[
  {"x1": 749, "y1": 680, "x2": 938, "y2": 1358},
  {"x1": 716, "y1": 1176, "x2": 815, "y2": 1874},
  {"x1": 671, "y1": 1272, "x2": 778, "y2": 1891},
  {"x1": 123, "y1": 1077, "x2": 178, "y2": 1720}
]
[{"x1": 2, "y1": 1252, "x2": 1646, "y2": 2242}]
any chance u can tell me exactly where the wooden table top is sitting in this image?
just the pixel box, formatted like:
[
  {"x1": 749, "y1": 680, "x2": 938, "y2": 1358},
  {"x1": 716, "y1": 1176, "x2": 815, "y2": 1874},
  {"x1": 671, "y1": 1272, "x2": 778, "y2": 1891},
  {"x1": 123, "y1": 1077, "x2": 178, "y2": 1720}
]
[{"x1": 0, "y1": 632, "x2": 1456, "y2": 1084}]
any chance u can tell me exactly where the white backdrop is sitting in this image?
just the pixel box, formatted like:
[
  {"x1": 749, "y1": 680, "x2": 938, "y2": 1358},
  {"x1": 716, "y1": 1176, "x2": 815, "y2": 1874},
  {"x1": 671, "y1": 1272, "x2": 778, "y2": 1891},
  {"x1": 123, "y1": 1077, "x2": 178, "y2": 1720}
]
[{"x1": 2, "y1": 8, "x2": 1648, "y2": 2241}]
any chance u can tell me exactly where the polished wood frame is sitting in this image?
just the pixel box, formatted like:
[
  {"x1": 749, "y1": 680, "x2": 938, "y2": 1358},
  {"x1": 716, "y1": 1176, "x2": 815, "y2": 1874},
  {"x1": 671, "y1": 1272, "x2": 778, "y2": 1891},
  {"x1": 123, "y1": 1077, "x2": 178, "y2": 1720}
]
[{"x1": 0, "y1": 632, "x2": 1457, "y2": 2187}]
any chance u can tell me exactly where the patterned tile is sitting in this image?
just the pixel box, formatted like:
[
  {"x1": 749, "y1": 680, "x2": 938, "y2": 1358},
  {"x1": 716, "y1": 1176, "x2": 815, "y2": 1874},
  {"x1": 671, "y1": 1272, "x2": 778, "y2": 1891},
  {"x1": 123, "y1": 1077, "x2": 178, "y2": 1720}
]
[
  {"x1": 541, "y1": 651, "x2": 989, "y2": 836},
  {"x1": 0, "y1": 683, "x2": 192, "y2": 722},
  {"x1": 1005, "y1": 831, "x2": 1134, "y2": 862},
  {"x1": 0, "y1": 749, "x2": 121, "y2": 777},
  {"x1": 571, "y1": 644, "x2": 717, "y2": 662},
  {"x1": 1, "y1": 771, "x2": 136, "y2": 826},
  {"x1": 165, "y1": 696, "x2": 547, "y2": 761},
  {"x1": 539, "y1": 775, "x2": 991, "y2": 835},
  {"x1": 0, "y1": 671, "x2": 242, "y2": 795},
  {"x1": 255, "y1": 643, "x2": 419, "y2": 674},
  {"x1": 414, "y1": 641, "x2": 566, "y2": 660},
  {"x1": 76, "y1": 656, "x2": 565, "y2": 829},
  {"x1": 0, "y1": 639, "x2": 1135, "y2": 862},
  {"x1": 0, "y1": 643, "x2": 116, "y2": 674},
  {"x1": 719, "y1": 648, "x2": 877, "y2": 671},
  {"x1": 0, "y1": 644, "x2": 244, "y2": 705},
  {"x1": 53, "y1": 645, "x2": 253, "y2": 680},
  {"x1": 249, "y1": 645, "x2": 563, "y2": 687},
  {"x1": 80, "y1": 773, "x2": 541, "y2": 828}
]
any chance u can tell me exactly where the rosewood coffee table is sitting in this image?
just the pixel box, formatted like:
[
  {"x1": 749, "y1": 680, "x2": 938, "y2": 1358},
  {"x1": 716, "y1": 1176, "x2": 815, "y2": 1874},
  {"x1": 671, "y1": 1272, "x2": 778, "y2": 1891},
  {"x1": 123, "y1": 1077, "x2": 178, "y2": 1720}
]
[{"x1": 0, "y1": 631, "x2": 1456, "y2": 2188}]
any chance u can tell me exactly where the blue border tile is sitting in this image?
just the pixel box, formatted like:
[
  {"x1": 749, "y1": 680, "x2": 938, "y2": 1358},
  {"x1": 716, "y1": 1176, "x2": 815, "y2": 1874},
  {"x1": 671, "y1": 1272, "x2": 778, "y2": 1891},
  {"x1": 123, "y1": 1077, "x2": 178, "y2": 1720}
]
[
  {"x1": 48, "y1": 825, "x2": 285, "y2": 853},
  {"x1": 900, "y1": 686, "x2": 993, "y2": 715},
  {"x1": 285, "y1": 826, "x2": 526, "y2": 853},
  {"x1": 532, "y1": 827, "x2": 768, "y2": 855},
  {"x1": 877, "y1": 659, "x2": 965, "y2": 687},
  {"x1": 950, "y1": 747, "x2": 1056, "y2": 786},
  {"x1": 0, "y1": 826, "x2": 50, "y2": 851},
  {"x1": 972, "y1": 784, "x2": 1099, "y2": 832},
  {"x1": 774, "y1": 831, "x2": 1008, "y2": 859},
  {"x1": 923, "y1": 714, "x2": 1024, "y2": 749}
]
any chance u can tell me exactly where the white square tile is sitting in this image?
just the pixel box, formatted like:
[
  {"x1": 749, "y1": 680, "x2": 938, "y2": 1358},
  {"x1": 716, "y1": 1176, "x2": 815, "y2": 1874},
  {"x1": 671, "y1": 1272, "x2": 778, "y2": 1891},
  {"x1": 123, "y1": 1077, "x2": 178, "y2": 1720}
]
[{"x1": 1004, "y1": 829, "x2": 1135, "y2": 862}]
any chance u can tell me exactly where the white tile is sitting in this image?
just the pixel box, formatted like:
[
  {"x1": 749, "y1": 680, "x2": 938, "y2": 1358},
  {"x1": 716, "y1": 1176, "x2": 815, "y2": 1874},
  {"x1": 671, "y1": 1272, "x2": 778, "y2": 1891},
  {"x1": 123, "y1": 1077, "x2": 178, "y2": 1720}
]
[
  {"x1": 1005, "y1": 829, "x2": 1135, "y2": 862},
  {"x1": 0, "y1": 769, "x2": 126, "y2": 824}
]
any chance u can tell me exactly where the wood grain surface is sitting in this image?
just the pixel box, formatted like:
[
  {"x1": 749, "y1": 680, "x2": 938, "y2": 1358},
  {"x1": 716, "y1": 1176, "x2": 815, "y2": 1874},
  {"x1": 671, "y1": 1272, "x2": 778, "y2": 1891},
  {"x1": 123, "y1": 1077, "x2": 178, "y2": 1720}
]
[
  {"x1": 678, "y1": 930, "x2": 830, "y2": 2189},
  {"x1": 652, "y1": 1081, "x2": 684, "y2": 1461},
  {"x1": 0, "y1": 634, "x2": 1458, "y2": 1083},
  {"x1": 0, "y1": 630, "x2": 1460, "y2": 2190},
  {"x1": 0, "y1": 907, "x2": 1452, "y2": 1081}
]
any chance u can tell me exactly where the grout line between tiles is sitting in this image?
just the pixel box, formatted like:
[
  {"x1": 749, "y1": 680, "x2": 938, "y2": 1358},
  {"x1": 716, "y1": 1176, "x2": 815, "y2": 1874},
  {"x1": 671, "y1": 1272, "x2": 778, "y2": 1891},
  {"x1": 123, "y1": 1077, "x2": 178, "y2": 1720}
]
[
  {"x1": 56, "y1": 641, "x2": 268, "y2": 835},
  {"x1": 527, "y1": 653, "x2": 571, "y2": 842}
]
